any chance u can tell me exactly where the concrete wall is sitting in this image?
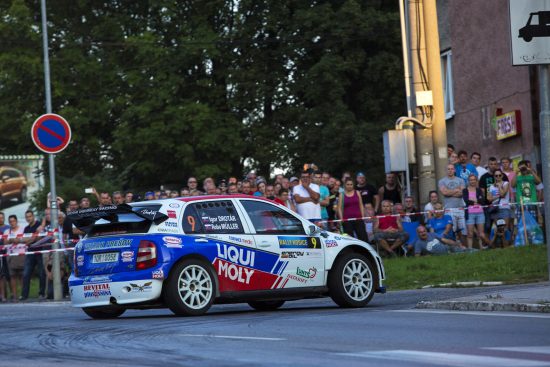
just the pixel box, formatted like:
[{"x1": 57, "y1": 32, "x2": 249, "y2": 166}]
[{"x1": 446, "y1": 0, "x2": 536, "y2": 166}]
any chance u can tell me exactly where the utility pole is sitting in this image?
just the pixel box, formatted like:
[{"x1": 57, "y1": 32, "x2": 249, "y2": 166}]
[
  {"x1": 407, "y1": 0, "x2": 436, "y2": 205},
  {"x1": 538, "y1": 64, "x2": 550, "y2": 280},
  {"x1": 40, "y1": 0, "x2": 62, "y2": 300},
  {"x1": 423, "y1": 0, "x2": 448, "y2": 183}
]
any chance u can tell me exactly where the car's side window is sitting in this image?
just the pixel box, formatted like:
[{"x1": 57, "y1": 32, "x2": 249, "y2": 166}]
[
  {"x1": 240, "y1": 200, "x2": 305, "y2": 235},
  {"x1": 182, "y1": 200, "x2": 244, "y2": 234},
  {"x1": 182, "y1": 205, "x2": 205, "y2": 234}
]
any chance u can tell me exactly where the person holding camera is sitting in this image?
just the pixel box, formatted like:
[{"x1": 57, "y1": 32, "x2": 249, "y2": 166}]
[
  {"x1": 489, "y1": 219, "x2": 512, "y2": 248},
  {"x1": 512, "y1": 160, "x2": 542, "y2": 222}
]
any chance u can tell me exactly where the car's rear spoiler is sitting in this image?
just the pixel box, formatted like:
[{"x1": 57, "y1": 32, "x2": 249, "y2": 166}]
[{"x1": 67, "y1": 204, "x2": 169, "y2": 232}]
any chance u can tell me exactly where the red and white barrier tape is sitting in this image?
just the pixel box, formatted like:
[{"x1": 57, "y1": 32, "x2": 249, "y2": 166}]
[
  {"x1": 0, "y1": 230, "x2": 58, "y2": 240},
  {"x1": 0, "y1": 247, "x2": 73, "y2": 258}
]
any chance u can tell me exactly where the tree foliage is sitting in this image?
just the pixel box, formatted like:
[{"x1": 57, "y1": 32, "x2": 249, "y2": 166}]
[{"x1": 0, "y1": 0, "x2": 404, "y2": 192}]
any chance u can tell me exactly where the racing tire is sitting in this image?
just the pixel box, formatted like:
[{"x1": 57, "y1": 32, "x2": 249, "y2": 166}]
[
  {"x1": 164, "y1": 258, "x2": 216, "y2": 316},
  {"x1": 247, "y1": 300, "x2": 285, "y2": 311},
  {"x1": 82, "y1": 307, "x2": 126, "y2": 319},
  {"x1": 328, "y1": 252, "x2": 377, "y2": 308}
]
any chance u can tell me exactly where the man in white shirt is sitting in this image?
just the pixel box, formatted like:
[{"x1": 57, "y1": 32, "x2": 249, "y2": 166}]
[
  {"x1": 293, "y1": 170, "x2": 321, "y2": 223},
  {"x1": 471, "y1": 152, "x2": 487, "y2": 177}
]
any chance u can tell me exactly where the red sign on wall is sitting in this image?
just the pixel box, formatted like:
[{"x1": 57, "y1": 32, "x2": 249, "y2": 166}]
[{"x1": 495, "y1": 110, "x2": 522, "y2": 140}]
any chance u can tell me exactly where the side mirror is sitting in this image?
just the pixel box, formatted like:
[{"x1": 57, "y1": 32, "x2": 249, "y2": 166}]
[
  {"x1": 307, "y1": 224, "x2": 329, "y2": 238},
  {"x1": 1, "y1": 175, "x2": 9, "y2": 182}
]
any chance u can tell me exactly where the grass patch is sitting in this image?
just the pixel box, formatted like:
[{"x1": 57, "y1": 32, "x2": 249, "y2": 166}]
[{"x1": 384, "y1": 245, "x2": 549, "y2": 290}]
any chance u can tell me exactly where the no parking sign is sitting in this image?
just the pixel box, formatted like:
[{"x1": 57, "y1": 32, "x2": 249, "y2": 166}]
[{"x1": 31, "y1": 113, "x2": 71, "y2": 154}]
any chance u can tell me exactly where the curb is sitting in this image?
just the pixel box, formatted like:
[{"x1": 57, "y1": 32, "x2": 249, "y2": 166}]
[{"x1": 416, "y1": 300, "x2": 550, "y2": 313}]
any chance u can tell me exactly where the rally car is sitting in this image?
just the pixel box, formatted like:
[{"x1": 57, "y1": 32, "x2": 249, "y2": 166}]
[{"x1": 68, "y1": 195, "x2": 385, "y2": 319}]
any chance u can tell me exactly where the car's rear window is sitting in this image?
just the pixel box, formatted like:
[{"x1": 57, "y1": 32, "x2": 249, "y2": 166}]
[{"x1": 86, "y1": 205, "x2": 162, "y2": 237}]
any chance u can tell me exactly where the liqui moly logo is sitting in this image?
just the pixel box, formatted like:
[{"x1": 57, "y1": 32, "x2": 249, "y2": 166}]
[
  {"x1": 216, "y1": 244, "x2": 256, "y2": 284},
  {"x1": 216, "y1": 243, "x2": 255, "y2": 267}
]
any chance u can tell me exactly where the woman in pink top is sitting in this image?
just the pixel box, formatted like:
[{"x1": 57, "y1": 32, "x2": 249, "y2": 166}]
[
  {"x1": 337, "y1": 178, "x2": 368, "y2": 242},
  {"x1": 462, "y1": 174, "x2": 488, "y2": 249},
  {"x1": 501, "y1": 157, "x2": 516, "y2": 202}
]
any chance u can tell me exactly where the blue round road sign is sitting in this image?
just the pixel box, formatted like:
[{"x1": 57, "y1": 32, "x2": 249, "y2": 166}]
[{"x1": 31, "y1": 114, "x2": 72, "y2": 154}]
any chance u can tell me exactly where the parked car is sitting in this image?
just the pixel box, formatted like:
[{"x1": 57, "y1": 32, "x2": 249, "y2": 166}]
[
  {"x1": 0, "y1": 166, "x2": 27, "y2": 207},
  {"x1": 68, "y1": 195, "x2": 385, "y2": 319}
]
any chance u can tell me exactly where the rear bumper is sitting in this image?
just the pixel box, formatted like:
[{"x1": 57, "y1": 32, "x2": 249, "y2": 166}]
[{"x1": 69, "y1": 277, "x2": 163, "y2": 308}]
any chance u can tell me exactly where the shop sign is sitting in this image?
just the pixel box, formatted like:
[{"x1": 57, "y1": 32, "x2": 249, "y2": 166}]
[{"x1": 495, "y1": 110, "x2": 522, "y2": 140}]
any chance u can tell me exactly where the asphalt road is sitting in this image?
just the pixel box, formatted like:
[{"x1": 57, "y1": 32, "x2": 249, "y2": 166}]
[{"x1": 1, "y1": 286, "x2": 550, "y2": 367}]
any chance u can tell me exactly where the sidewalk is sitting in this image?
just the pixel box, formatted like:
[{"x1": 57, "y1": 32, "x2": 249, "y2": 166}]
[{"x1": 416, "y1": 282, "x2": 550, "y2": 313}]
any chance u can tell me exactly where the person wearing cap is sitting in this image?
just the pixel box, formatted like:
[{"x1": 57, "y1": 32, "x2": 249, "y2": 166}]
[
  {"x1": 489, "y1": 219, "x2": 511, "y2": 248},
  {"x1": 355, "y1": 171, "x2": 379, "y2": 210},
  {"x1": 293, "y1": 170, "x2": 321, "y2": 223},
  {"x1": 144, "y1": 191, "x2": 155, "y2": 200}
]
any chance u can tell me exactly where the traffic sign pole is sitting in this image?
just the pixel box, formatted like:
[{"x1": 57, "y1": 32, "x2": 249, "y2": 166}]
[{"x1": 40, "y1": 0, "x2": 62, "y2": 301}]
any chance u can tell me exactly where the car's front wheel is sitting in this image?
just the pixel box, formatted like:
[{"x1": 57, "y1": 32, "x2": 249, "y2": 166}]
[
  {"x1": 248, "y1": 300, "x2": 285, "y2": 311},
  {"x1": 329, "y1": 252, "x2": 376, "y2": 308},
  {"x1": 82, "y1": 306, "x2": 125, "y2": 319},
  {"x1": 164, "y1": 259, "x2": 216, "y2": 316}
]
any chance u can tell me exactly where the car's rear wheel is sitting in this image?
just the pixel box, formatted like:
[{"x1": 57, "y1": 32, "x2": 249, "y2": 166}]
[
  {"x1": 82, "y1": 306, "x2": 125, "y2": 319},
  {"x1": 248, "y1": 300, "x2": 285, "y2": 311},
  {"x1": 329, "y1": 252, "x2": 376, "y2": 308},
  {"x1": 164, "y1": 258, "x2": 215, "y2": 316}
]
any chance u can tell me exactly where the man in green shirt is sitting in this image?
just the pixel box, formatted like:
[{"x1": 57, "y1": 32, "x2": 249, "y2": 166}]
[{"x1": 512, "y1": 160, "x2": 542, "y2": 221}]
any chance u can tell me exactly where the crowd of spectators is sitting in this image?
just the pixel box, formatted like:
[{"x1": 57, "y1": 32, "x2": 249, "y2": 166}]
[{"x1": 0, "y1": 148, "x2": 544, "y2": 301}]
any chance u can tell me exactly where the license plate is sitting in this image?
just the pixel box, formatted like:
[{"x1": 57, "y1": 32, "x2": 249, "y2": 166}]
[{"x1": 92, "y1": 252, "x2": 119, "y2": 264}]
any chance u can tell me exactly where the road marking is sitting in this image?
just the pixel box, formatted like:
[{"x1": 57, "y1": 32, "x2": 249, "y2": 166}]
[
  {"x1": 390, "y1": 309, "x2": 550, "y2": 319},
  {"x1": 337, "y1": 350, "x2": 550, "y2": 366},
  {"x1": 177, "y1": 334, "x2": 285, "y2": 341},
  {"x1": 485, "y1": 346, "x2": 550, "y2": 355}
]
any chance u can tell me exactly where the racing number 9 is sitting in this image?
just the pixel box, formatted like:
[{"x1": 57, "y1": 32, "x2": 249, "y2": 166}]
[
  {"x1": 187, "y1": 215, "x2": 196, "y2": 232},
  {"x1": 311, "y1": 237, "x2": 317, "y2": 249}
]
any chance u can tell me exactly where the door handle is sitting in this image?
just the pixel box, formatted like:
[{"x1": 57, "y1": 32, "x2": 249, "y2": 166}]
[
  {"x1": 195, "y1": 238, "x2": 208, "y2": 243},
  {"x1": 259, "y1": 241, "x2": 271, "y2": 248}
]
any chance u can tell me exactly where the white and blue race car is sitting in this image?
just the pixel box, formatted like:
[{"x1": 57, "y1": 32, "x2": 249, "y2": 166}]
[{"x1": 68, "y1": 195, "x2": 385, "y2": 318}]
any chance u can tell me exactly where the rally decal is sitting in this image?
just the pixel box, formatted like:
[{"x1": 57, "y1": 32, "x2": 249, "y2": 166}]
[
  {"x1": 278, "y1": 236, "x2": 321, "y2": 249},
  {"x1": 209, "y1": 242, "x2": 281, "y2": 292},
  {"x1": 271, "y1": 259, "x2": 289, "y2": 275}
]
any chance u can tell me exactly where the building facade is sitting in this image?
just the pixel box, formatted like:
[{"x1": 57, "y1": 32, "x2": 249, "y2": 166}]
[{"x1": 438, "y1": 0, "x2": 540, "y2": 169}]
